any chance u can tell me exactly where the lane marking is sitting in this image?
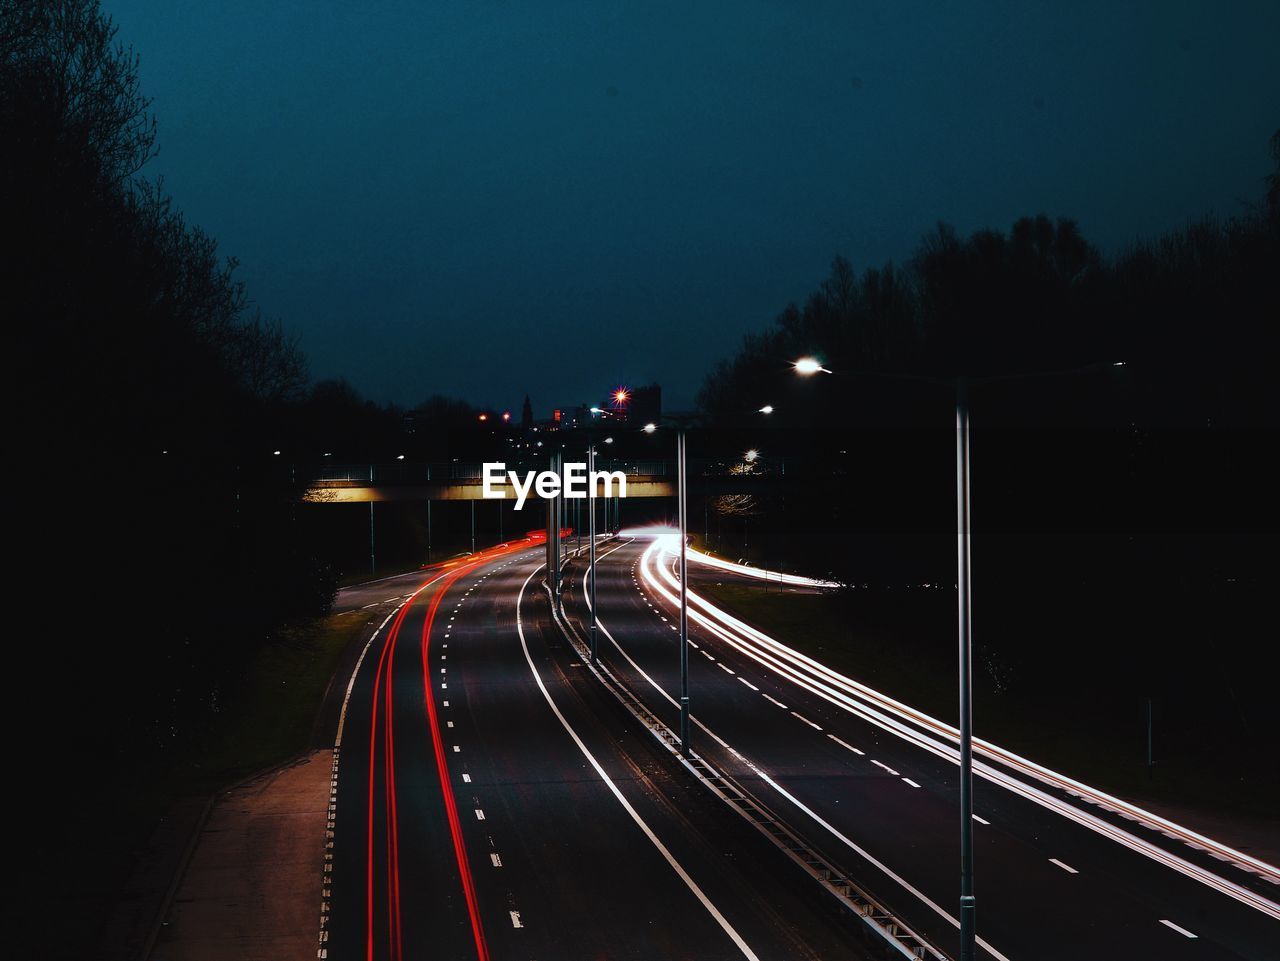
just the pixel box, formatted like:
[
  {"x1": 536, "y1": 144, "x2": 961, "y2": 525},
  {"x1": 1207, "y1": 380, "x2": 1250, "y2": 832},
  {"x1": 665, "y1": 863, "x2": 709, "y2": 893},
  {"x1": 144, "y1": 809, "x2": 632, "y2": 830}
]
[
  {"x1": 462, "y1": 773, "x2": 471, "y2": 783},
  {"x1": 516, "y1": 566, "x2": 762, "y2": 961},
  {"x1": 762, "y1": 694, "x2": 788, "y2": 710},
  {"x1": 475, "y1": 809, "x2": 486, "y2": 821},
  {"x1": 871, "y1": 760, "x2": 900, "y2": 776},
  {"x1": 490, "y1": 853, "x2": 502, "y2": 867},
  {"x1": 790, "y1": 711, "x2": 822, "y2": 731},
  {"x1": 717, "y1": 663, "x2": 736, "y2": 676},
  {"x1": 973, "y1": 815, "x2": 990, "y2": 825},
  {"x1": 902, "y1": 778, "x2": 921, "y2": 789},
  {"x1": 509, "y1": 911, "x2": 523, "y2": 929},
  {"x1": 1049, "y1": 858, "x2": 1078, "y2": 874},
  {"x1": 737, "y1": 677, "x2": 760, "y2": 692},
  {"x1": 828, "y1": 734, "x2": 865, "y2": 756},
  {"x1": 1159, "y1": 920, "x2": 1197, "y2": 938}
]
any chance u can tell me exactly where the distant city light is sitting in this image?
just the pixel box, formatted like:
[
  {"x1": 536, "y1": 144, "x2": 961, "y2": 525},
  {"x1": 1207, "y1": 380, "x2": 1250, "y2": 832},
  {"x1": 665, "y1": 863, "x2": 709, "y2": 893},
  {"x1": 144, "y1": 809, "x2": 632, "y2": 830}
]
[
  {"x1": 613, "y1": 387, "x2": 630, "y2": 406},
  {"x1": 744, "y1": 449, "x2": 760, "y2": 462},
  {"x1": 502, "y1": 411, "x2": 511, "y2": 421},
  {"x1": 478, "y1": 413, "x2": 488, "y2": 421}
]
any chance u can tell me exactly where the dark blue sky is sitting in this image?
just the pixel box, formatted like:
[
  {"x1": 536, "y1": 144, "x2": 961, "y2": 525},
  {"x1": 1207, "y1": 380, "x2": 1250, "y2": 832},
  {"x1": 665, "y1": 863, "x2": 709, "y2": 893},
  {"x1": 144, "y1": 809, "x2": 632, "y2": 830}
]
[{"x1": 103, "y1": 0, "x2": 1278, "y2": 412}]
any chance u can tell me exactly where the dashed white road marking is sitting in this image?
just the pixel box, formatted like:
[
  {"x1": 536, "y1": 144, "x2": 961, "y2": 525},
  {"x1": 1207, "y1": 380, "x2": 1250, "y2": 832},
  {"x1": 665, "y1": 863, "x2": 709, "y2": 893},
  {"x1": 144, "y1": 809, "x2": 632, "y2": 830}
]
[
  {"x1": 737, "y1": 677, "x2": 759, "y2": 691},
  {"x1": 490, "y1": 853, "x2": 503, "y2": 867},
  {"x1": 790, "y1": 711, "x2": 822, "y2": 731},
  {"x1": 762, "y1": 693, "x2": 788, "y2": 709},
  {"x1": 827, "y1": 734, "x2": 865, "y2": 755},
  {"x1": 717, "y1": 663, "x2": 736, "y2": 675},
  {"x1": 462, "y1": 773, "x2": 471, "y2": 783},
  {"x1": 1158, "y1": 920, "x2": 1197, "y2": 938},
  {"x1": 1049, "y1": 858, "x2": 1078, "y2": 874},
  {"x1": 475, "y1": 809, "x2": 486, "y2": 821},
  {"x1": 871, "y1": 760, "x2": 900, "y2": 776},
  {"x1": 447, "y1": 720, "x2": 454, "y2": 728},
  {"x1": 973, "y1": 814, "x2": 991, "y2": 825},
  {"x1": 509, "y1": 910, "x2": 523, "y2": 929},
  {"x1": 902, "y1": 778, "x2": 922, "y2": 789},
  {"x1": 452, "y1": 745, "x2": 461, "y2": 753}
]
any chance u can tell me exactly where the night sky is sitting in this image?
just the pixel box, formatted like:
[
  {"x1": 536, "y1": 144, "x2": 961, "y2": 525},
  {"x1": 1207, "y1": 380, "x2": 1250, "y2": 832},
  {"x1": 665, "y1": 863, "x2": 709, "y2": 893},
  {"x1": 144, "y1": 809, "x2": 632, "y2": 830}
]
[{"x1": 102, "y1": 0, "x2": 1279, "y2": 412}]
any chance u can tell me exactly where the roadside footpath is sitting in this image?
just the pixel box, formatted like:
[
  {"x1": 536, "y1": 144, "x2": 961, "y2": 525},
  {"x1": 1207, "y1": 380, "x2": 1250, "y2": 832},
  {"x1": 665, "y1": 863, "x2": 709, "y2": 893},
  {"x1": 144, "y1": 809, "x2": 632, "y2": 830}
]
[{"x1": 150, "y1": 751, "x2": 333, "y2": 961}]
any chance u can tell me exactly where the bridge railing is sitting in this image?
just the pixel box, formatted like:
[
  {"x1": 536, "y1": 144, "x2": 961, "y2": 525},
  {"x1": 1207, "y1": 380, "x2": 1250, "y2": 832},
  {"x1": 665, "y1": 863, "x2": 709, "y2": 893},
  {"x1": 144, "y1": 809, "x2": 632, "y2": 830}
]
[{"x1": 306, "y1": 457, "x2": 785, "y2": 486}]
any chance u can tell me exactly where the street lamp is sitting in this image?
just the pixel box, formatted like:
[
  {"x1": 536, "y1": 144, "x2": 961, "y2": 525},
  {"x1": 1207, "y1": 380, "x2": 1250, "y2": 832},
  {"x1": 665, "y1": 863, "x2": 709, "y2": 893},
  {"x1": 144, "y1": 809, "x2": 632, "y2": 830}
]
[
  {"x1": 758, "y1": 405, "x2": 774, "y2": 414},
  {"x1": 743, "y1": 449, "x2": 760, "y2": 463},
  {"x1": 793, "y1": 356, "x2": 831, "y2": 375},
  {"x1": 792, "y1": 358, "x2": 1123, "y2": 961},
  {"x1": 644, "y1": 418, "x2": 695, "y2": 754}
]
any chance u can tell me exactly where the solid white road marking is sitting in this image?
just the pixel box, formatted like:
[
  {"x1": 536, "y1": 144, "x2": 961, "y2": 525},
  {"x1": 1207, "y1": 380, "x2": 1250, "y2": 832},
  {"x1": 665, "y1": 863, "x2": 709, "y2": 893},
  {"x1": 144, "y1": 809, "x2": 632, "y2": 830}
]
[
  {"x1": 517, "y1": 566, "x2": 762, "y2": 961},
  {"x1": 1159, "y1": 920, "x2": 1197, "y2": 938}
]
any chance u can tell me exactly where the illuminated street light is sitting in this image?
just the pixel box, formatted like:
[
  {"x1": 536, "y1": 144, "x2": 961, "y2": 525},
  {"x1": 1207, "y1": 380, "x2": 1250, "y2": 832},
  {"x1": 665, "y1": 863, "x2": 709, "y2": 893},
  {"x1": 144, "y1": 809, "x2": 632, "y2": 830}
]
[
  {"x1": 613, "y1": 388, "x2": 630, "y2": 405},
  {"x1": 643, "y1": 423, "x2": 657, "y2": 433},
  {"x1": 793, "y1": 356, "x2": 831, "y2": 375},
  {"x1": 604, "y1": 436, "x2": 614, "y2": 444},
  {"x1": 744, "y1": 449, "x2": 759, "y2": 462},
  {"x1": 758, "y1": 405, "x2": 774, "y2": 414},
  {"x1": 396, "y1": 454, "x2": 405, "y2": 460},
  {"x1": 478, "y1": 413, "x2": 488, "y2": 422},
  {"x1": 502, "y1": 411, "x2": 511, "y2": 421},
  {"x1": 273, "y1": 450, "x2": 281, "y2": 456}
]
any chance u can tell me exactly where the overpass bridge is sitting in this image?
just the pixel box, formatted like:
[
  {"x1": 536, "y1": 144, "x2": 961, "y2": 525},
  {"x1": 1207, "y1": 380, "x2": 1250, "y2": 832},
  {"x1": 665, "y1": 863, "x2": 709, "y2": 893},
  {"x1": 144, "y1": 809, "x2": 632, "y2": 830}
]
[{"x1": 303, "y1": 459, "x2": 785, "y2": 504}]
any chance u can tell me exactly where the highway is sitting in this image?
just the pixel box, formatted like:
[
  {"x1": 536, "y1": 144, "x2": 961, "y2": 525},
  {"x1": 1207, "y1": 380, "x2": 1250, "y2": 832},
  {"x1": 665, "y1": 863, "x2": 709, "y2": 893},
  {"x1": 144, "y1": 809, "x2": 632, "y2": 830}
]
[
  {"x1": 323, "y1": 538, "x2": 874, "y2": 960},
  {"x1": 560, "y1": 533, "x2": 1280, "y2": 961}
]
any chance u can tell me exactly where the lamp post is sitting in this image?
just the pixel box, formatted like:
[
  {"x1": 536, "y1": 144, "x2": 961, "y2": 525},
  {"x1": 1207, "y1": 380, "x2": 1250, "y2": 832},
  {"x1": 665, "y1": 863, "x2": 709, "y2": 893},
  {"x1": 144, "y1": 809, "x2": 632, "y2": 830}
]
[
  {"x1": 588, "y1": 442, "x2": 598, "y2": 663},
  {"x1": 790, "y1": 355, "x2": 1122, "y2": 961},
  {"x1": 677, "y1": 427, "x2": 690, "y2": 754}
]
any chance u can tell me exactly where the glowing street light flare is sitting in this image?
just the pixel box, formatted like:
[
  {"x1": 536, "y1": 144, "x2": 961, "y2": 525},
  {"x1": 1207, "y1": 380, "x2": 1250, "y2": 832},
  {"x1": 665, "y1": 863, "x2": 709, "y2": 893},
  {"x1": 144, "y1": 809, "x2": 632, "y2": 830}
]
[
  {"x1": 793, "y1": 357, "x2": 830, "y2": 375},
  {"x1": 502, "y1": 411, "x2": 511, "y2": 421},
  {"x1": 604, "y1": 436, "x2": 614, "y2": 444},
  {"x1": 478, "y1": 413, "x2": 488, "y2": 421},
  {"x1": 744, "y1": 449, "x2": 760, "y2": 462},
  {"x1": 758, "y1": 405, "x2": 774, "y2": 414},
  {"x1": 643, "y1": 423, "x2": 657, "y2": 433},
  {"x1": 613, "y1": 387, "x2": 630, "y2": 406}
]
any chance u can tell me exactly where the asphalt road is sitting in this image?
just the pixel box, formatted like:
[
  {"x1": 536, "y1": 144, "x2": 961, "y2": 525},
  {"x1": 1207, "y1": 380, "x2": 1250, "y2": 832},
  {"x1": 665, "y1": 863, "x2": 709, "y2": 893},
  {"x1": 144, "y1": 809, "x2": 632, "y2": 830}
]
[
  {"x1": 562, "y1": 536, "x2": 1280, "y2": 961},
  {"x1": 324, "y1": 539, "x2": 878, "y2": 960}
]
